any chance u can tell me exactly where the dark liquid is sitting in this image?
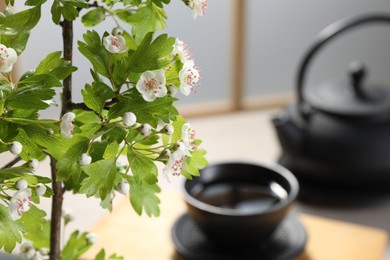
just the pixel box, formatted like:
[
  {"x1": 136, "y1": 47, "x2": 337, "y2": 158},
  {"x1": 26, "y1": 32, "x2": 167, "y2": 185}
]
[{"x1": 193, "y1": 182, "x2": 285, "y2": 213}]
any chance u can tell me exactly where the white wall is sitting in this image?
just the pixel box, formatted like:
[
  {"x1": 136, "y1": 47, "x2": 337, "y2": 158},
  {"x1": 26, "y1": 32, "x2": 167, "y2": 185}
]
[{"x1": 245, "y1": 0, "x2": 390, "y2": 98}]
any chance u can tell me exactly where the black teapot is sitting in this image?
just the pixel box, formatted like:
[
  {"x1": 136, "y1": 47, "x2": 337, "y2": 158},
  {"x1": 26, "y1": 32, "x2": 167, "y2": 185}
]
[{"x1": 272, "y1": 14, "x2": 390, "y2": 192}]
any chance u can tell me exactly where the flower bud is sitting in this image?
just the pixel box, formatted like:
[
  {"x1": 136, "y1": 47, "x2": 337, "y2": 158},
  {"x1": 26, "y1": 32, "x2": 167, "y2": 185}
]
[
  {"x1": 112, "y1": 27, "x2": 124, "y2": 36},
  {"x1": 168, "y1": 84, "x2": 178, "y2": 97},
  {"x1": 122, "y1": 112, "x2": 137, "y2": 127},
  {"x1": 60, "y1": 112, "x2": 76, "y2": 138},
  {"x1": 16, "y1": 179, "x2": 28, "y2": 190},
  {"x1": 86, "y1": 232, "x2": 97, "y2": 244},
  {"x1": 29, "y1": 159, "x2": 39, "y2": 171},
  {"x1": 79, "y1": 153, "x2": 92, "y2": 166},
  {"x1": 39, "y1": 248, "x2": 49, "y2": 256},
  {"x1": 20, "y1": 242, "x2": 35, "y2": 259},
  {"x1": 46, "y1": 128, "x2": 54, "y2": 135},
  {"x1": 35, "y1": 184, "x2": 46, "y2": 196},
  {"x1": 117, "y1": 181, "x2": 130, "y2": 194},
  {"x1": 163, "y1": 124, "x2": 174, "y2": 135},
  {"x1": 141, "y1": 123, "x2": 152, "y2": 137},
  {"x1": 62, "y1": 207, "x2": 75, "y2": 224},
  {"x1": 10, "y1": 141, "x2": 23, "y2": 155}
]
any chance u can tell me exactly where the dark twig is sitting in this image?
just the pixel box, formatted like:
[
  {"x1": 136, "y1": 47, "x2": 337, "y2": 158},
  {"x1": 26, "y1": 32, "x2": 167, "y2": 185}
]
[{"x1": 1, "y1": 156, "x2": 21, "y2": 169}]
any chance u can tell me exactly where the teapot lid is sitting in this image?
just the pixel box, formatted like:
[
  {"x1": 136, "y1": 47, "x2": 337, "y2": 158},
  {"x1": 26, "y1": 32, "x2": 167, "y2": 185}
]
[{"x1": 305, "y1": 62, "x2": 390, "y2": 119}]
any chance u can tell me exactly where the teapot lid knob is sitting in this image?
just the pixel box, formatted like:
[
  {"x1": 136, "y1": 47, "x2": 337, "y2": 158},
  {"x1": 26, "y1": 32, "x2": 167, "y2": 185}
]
[{"x1": 349, "y1": 61, "x2": 368, "y2": 100}]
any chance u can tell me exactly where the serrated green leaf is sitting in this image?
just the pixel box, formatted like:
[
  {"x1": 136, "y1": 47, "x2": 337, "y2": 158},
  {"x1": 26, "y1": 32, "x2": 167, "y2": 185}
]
[
  {"x1": 0, "y1": 6, "x2": 41, "y2": 35},
  {"x1": 117, "y1": 4, "x2": 167, "y2": 44},
  {"x1": 16, "y1": 128, "x2": 45, "y2": 160},
  {"x1": 81, "y1": 82, "x2": 115, "y2": 113},
  {"x1": 61, "y1": 230, "x2": 92, "y2": 260},
  {"x1": 82, "y1": 8, "x2": 106, "y2": 27},
  {"x1": 108, "y1": 93, "x2": 178, "y2": 128},
  {"x1": 80, "y1": 159, "x2": 117, "y2": 199},
  {"x1": 125, "y1": 175, "x2": 160, "y2": 217},
  {"x1": 56, "y1": 139, "x2": 89, "y2": 181},
  {"x1": 35, "y1": 51, "x2": 77, "y2": 80},
  {"x1": 50, "y1": 0, "x2": 88, "y2": 24},
  {"x1": 18, "y1": 205, "x2": 50, "y2": 249},
  {"x1": 128, "y1": 33, "x2": 174, "y2": 72},
  {"x1": 182, "y1": 149, "x2": 208, "y2": 179},
  {"x1": 6, "y1": 74, "x2": 61, "y2": 110},
  {"x1": 26, "y1": 0, "x2": 47, "y2": 5},
  {"x1": 127, "y1": 148, "x2": 158, "y2": 184},
  {"x1": 78, "y1": 30, "x2": 110, "y2": 78},
  {"x1": 0, "y1": 205, "x2": 25, "y2": 252}
]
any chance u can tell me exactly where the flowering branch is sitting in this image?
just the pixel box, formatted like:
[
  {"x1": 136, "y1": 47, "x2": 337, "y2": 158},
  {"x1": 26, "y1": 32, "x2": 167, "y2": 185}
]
[{"x1": 0, "y1": 0, "x2": 208, "y2": 259}]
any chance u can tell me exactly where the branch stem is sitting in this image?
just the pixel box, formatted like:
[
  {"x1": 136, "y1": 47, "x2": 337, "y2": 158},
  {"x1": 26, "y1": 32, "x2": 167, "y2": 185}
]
[{"x1": 50, "y1": 19, "x2": 74, "y2": 260}]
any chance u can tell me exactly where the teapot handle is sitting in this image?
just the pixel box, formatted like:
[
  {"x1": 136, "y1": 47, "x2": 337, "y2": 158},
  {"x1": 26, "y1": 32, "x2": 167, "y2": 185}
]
[{"x1": 296, "y1": 14, "x2": 390, "y2": 118}]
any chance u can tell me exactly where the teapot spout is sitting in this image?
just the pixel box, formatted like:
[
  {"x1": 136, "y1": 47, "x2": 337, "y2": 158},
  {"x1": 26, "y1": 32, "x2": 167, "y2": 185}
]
[{"x1": 272, "y1": 110, "x2": 303, "y2": 153}]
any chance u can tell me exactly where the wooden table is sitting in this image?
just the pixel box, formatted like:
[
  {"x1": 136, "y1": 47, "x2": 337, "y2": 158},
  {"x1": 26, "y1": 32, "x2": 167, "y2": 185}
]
[{"x1": 83, "y1": 190, "x2": 388, "y2": 260}]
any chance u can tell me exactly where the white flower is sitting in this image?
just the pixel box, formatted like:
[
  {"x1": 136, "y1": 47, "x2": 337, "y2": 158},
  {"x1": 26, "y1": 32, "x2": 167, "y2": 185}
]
[
  {"x1": 62, "y1": 207, "x2": 74, "y2": 224},
  {"x1": 86, "y1": 232, "x2": 97, "y2": 244},
  {"x1": 164, "y1": 124, "x2": 174, "y2": 135},
  {"x1": 8, "y1": 188, "x2": 32, "y2": 220},
  {"x1": 29, "y1": 159, "x2": 39, "y2": 171},
  {"x1": 163, "y1": 143, "x2": 186, "y2": 182},
  {"x1": 173, "y1": 38, "x2": 192, "y2": 62},
  {"x1": 79, "y1": 153, "x2": 92, "y2": 166},
  {"x1": 60, "y1": 112, "x2": 75, "y2": 138},
  {"x1": 122, "y1": 112, "x2": 137, "y2": 127},
  {"x1": 10, "y1": 141, "x2": 23, "y2": 155},
  {"x1": 136, "y1": 70, "x2": 167, "y2": 102},
  {"x1": 179, "y1": 60, "x2": 200, "y2": 96},
  {"x1": 20, "y1": 242, "x2": 36, "y2": 259},
  {"x1": 188, "y1": 0, "x2": 208, "y2": 19},
  {"x1": 182, "y1": 123, "x2": 197, "y2": 155},
  {"x1": 16, "y1": 179, "x2": 28, "y2": 190},
  {"x1": 0, "y1": 44, "x2": 17, "y2": 73},
  {"x1": 35, "y1": 184, "x2": 46, "y2": 196},
  {"x1": 141, "y1": 123, "x2": 152, "y2": 137},
  {"x1": 103, "y1": 34, "x2": 127, "y2": 54},
  {"x1": 117, "y1": 181, "x2": 130, "y2": 194}
]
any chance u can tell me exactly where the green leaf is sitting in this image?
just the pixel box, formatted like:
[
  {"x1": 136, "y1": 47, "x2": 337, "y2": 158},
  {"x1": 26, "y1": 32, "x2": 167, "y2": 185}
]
[
  {"x1": 18, "y1": 205, "x2": 50, "y2": 249},
  {"x1": 95, "y1": 249, "x2": 124, "y2": 260},
  {"x1": 0, "y1": 166, "x2": 34, "y2": 183},
  {"x1": 0, "y1": 205, "x2": 25, "y2": 252},
  {"x1": 16, "y1": 128, "x2": 45, "y2": 160},
  {"x1": 127, "y1": 148, "x2": 158, "y2": 184},
  {"x1": 50, "y1": 0, "x2": 89, "y2": 24},
  {"x1": 6, "y1": 74, "x2": 61, "y2": 110},
  {"x1": 78, "y1": 30, "x2": 110, "y2": 78},
  {"x1": 117, "y1": 4, "x2": 167, "y2": 44},
  {"x1": 61, "y1": 231, "x2": 92, "y2": 260},
  {"x1": 108, "y1": 93, "x2": 178, "y2": 128},
  {"x1": 56, "y1": 139, "x2": 89, "y2": 181},
  {"x1": 128, "y1": 33, "x2": 174, "y2": 72},
  {"x1": 182, "y1": 149, "x2": 208, "y2": 179},
  {"x1": 125, "y1": 175, "x2": 160, "y2": 217},
  {"x1": 35, "y1": 51, "x2": 77, "y2": 80},
  {"x1": 0, "y1": 6, "x2": 41, "y2": 35},
  {"x1": 0, "y1": 31, "x2": 30, "y2": 55},
  {"x1": 82, "y1": 8, "x2": 106, "y2": 27},
  {"x1": 80, "y1": 159, "x2": 117, "y2": 200},
  {"x1": 81, "y1": 82, "x2": 115, "y2": 113},
  {"x1": 103, "y1": 141, "x2": 119, "y2": 160}
]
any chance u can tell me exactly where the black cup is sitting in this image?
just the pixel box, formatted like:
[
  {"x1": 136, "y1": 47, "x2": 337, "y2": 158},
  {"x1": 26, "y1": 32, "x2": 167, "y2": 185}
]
[{"x1": 182, "y1": 162, "x2": 299, "y2": 248}]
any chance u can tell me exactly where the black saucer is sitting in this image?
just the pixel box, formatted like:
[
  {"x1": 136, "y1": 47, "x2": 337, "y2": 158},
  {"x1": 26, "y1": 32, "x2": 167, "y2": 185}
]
[{"x1": 171, "y1": 213, "x2": 307, "y2": 260}]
